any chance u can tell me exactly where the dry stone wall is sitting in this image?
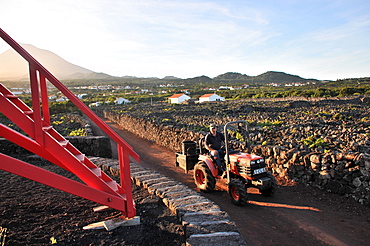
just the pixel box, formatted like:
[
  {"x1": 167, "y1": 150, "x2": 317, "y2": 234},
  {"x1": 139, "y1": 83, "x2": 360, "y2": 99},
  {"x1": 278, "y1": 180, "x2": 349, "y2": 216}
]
[
  {"x1": 99, "y1": 97, "x2": 370, "y2": 205},
  {"x1": 0, "y1": 136, "x2": 112, "y2": 158},
  {"x1": 0, "y1": 114, "x2": 110, "y2": 158}
]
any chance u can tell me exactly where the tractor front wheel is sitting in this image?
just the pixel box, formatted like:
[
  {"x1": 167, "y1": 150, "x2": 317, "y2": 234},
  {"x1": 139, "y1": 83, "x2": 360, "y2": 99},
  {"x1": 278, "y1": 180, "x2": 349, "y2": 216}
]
[
  {"x1": 228, "y1": 179, "x2": 248, "y2": 206},
  {"x1": 193, "y1": 162, "x2": 215, "y2": 192}
]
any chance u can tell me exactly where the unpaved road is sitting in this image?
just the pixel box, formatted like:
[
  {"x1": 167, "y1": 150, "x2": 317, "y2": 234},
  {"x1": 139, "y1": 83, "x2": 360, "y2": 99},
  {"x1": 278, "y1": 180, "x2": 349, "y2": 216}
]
[{"x1": 95, "y1": 119, "x2": 370, "y2": 246}]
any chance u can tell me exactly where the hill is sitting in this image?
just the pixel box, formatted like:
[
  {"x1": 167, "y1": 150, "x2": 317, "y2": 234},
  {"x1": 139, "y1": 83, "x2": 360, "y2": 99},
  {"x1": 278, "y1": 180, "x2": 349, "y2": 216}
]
[
  {"x1": 213, "y1": 72, "x2": 251, "y2": 80},
  {"x1": 253, "y1": 71, "x2": 319, "y2": 84},
  {"x1": 213, "y1": 71, "x2": 319, "y2": 84},
  {"x1": 0, "y1": 44, "x2": 109, "y2": 80}
]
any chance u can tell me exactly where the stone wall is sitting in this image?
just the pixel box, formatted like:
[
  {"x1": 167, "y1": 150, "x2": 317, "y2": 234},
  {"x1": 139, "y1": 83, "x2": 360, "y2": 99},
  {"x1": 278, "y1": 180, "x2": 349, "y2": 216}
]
[
  {"x1": 0, "y1": 136, "x2": 112, "y2": 158},
  {"x1": 251, "y1": 145, "x2": 370, "y2": 205},
  {"x1": 103, "y1": 111, "x2": 204, "y2": 153},
  {"x1": 103, "y1": 110, "x2": 370, "y2": 205},
  {"x1": 65, "y1": 136, "x2": 112, "y2": 158},
  {"x1": 91, "y1": 157, "x2": 247, "y2": 246}
]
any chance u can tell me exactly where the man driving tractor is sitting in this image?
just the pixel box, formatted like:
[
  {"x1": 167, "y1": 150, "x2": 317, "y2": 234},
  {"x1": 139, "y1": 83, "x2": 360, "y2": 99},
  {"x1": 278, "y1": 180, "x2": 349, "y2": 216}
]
[{"x1": 204, "y1": 124, "x2": 225, "y2": 175}]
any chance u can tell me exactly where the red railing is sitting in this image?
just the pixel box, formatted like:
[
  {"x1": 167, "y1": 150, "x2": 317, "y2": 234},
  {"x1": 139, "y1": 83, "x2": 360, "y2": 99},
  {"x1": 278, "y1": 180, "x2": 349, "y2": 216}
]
[{"x1": 0, "y1": 28, "x2": 140, "y2": 217}]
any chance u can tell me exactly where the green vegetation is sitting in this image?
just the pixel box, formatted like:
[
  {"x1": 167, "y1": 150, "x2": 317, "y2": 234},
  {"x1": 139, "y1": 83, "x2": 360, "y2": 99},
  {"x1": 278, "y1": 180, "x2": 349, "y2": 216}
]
[
  {"x1": 301, "y1": 136, "x2": 329, "y2": 149},
  {"x1": 68, "y1": 128, "x2": 86, "y2": 136},
  {"x1": 217, "y1": 84, "x2": 370, "y2": 100}
]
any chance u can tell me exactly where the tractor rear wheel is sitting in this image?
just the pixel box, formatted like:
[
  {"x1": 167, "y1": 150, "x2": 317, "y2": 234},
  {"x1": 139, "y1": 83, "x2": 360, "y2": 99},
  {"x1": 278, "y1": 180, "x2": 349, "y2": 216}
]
[
  {"x1": 228, "y1": 179, "x2": 248, "y2": 206},
  {"x1": 193, "y1": 162, "x2": 215, "y2": 192}
]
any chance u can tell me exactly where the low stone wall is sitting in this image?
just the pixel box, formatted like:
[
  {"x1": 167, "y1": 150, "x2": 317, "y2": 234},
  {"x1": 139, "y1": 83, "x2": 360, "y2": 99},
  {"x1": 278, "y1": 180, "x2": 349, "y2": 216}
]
[
  {"x1": 103, "y1": 110, "x2": 370, "y2": 205},
  {"x1": 103, "y1": 111, "x2": 204, "y2": 152},
  {"x1": 251, "y1": 145, "x2": 370, "y2": 205},
  {"x1": 65, "y1": 136, "x2": 112, "y2": 158},
  {"x1": 90, "y1": 157, "x2": 246, "y2": 246},
  {"x1": 0, "y1": 136, "x2": 112, "y2": 158}
]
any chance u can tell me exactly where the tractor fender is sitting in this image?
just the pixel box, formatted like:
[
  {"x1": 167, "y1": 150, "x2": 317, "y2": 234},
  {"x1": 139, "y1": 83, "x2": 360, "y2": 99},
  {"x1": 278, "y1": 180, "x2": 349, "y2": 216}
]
[{"x1": 198, "y1": 155, "x2": 218, "y2": 177}]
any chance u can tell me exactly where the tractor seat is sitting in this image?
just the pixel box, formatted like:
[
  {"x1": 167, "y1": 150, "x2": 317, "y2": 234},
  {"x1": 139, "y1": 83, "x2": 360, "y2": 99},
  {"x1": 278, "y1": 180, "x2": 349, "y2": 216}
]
[{"x1": 199, "y1": 137, "x2": 208, "y2": 155}]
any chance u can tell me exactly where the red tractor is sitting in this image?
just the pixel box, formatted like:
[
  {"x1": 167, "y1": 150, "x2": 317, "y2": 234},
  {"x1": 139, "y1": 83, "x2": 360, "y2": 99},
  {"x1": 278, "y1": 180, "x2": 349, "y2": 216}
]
[{"x1": 176, "y1": 120, "x2": 276, "y2": 205}]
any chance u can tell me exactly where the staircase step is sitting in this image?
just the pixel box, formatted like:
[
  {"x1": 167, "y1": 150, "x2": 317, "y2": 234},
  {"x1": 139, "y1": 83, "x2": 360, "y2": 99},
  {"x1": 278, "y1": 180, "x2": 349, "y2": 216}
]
[
  {"x1": 24, "y1": 110, "x2": 33, "y2": 115},
  {"x1": 5, "y1": 94, "x2": 17, "y2": 99},
  {"x1": 90, "y1": 167, "x2": 102, "y2": 177},
  {"x1": 74, "y1": 154, "x2": 85, "y2": 161},
  {"x1": 58, "y1": 140, "x2": 69, "y2": 147},
  {"x1": 42, "y1": 126, "x2": 53, "y2": 131},
  {"x1": 106, "y1": 181, "x2": 119, "y2": 192}
]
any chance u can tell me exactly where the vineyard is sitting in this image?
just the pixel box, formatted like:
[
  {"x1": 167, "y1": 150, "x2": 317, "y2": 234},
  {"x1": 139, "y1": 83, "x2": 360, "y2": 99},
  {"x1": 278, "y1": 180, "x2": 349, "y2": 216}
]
[{"x1": 99, "y1": 96, "x2": 370, "y2": 204}]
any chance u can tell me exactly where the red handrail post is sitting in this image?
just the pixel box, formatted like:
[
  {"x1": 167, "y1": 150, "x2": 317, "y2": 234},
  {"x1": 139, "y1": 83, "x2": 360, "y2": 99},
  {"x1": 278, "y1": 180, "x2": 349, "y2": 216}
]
[
  {"x1": 118, "y1": 145, "x2": 135, "y2": 217},
  {"x1": 29, "y1": 65, "x2": 44, "y2": 145},
  {"x1": 40, "y1": 73, "x2": 50, "y2": 125}
]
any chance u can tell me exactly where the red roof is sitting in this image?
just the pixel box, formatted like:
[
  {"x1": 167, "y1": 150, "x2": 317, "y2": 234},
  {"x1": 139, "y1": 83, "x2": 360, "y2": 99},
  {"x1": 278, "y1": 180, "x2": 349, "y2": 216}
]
[
  {"x1": 199, "y1": 93, "x2": 216, "y2": 98},
  {"x1": 168, "y1": 93, "x2": 185, "y2": 99}
]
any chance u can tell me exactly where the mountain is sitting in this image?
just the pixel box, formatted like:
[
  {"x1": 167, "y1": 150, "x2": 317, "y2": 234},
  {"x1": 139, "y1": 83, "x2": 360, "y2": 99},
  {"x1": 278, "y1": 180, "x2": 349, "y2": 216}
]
[
  {"x1": 63, "y1": 72, "x2": 114, "y2": 80},
  {"x1": 0, "y1": 44, "x2": 106, "y2": 81},
  {"x1": 213, "y1": 72, "x2": 251, "y2": 80},
  {"x1": 187, "y1": 75, "x2": 213, "y2": 84},
  {"x1": 253, "y1": 71, "x2": 319, "y2": 84},
  {"x1": 211, "y1": 71, "x2": 320, "y2": 84},
  {"x1": 163, "y1": 76, "x2": 181, "y2": 80}
]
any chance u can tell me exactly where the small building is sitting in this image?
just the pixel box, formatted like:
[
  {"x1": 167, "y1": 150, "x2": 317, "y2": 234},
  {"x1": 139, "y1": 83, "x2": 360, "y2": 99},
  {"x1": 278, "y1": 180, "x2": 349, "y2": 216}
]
[
  {"x1": 168, "y1": 93, "x2": 191, "y2": 104},
  {"x1": 56, "y1": 97, "x2": 68, "y2": 102},
  {"x1": 76, "y1": 94, "x2": 87, "y2": 99},
  {"x1": 199, "y1": 93, "x2": 225, "y2": 103},
  {"x1": 89, "y1": 102, "x2": 101, "y2": 107},
  {"x1": 115, "y1": 97, "x2": 131, "y2": 105}
]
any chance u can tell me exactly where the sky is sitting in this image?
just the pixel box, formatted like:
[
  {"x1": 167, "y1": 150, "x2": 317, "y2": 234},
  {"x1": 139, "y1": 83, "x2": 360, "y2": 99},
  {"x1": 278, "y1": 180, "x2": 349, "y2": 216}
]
[{"x1": 0, "y1": 0, "x2": 369, "y2": 80}]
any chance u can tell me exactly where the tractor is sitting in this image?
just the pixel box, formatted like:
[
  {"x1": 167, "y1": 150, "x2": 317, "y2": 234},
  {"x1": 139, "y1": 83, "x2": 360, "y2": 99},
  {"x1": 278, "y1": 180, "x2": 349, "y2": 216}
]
[{"x1": 175, "y1": 120, "x2": 277, "y2": 205}]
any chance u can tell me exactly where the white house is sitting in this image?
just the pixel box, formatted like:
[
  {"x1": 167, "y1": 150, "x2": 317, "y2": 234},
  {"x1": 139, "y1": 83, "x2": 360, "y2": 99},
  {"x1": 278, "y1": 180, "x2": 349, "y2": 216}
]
[
  {"x1": 89, "y1": 102, "x2": 101, "y2": 107},
  {"x1": 76, "y1": 94, "x2": 87, "y2": 99},
  {"x1": 168, "y1": 93, "x2": 191, "y2": 104},
  {"x1": 115, "y1": 97, "x2": 131, "y2": 105},
  {"x1": 199, "y1": 93, "x2": 225, "y2": 103},
  {"x1": 56, "y1": 97, "x2": 68, "y2": 102}
]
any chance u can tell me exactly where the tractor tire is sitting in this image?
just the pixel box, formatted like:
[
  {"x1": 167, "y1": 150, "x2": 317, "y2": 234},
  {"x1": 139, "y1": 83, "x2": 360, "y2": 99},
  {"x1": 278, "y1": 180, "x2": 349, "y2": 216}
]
[
  {"x1": 260, "y1": 172, "x2": 277, "y2": 196},
  {"x1": 193, "y1": 162, "x2": 215, "y2": 192},
  {"x1": 228, "y1": 178, "x2": 248, "y2": 206}
]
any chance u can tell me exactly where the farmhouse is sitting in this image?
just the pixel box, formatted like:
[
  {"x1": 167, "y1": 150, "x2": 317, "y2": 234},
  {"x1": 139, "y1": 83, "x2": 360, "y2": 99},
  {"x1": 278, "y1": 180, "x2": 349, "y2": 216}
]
[
  {"x1": 168, "y1": 93, "x2": 191, "y2": 104},
  {"x1": 88, "y1": 102, "x2": 101, "y2": 107},
  {"x1": 115, "y1": 97, "x2": 131, "y2": 105},
  {"x1": 199, "y1": 93, "x2": 225, "y2": 103}
]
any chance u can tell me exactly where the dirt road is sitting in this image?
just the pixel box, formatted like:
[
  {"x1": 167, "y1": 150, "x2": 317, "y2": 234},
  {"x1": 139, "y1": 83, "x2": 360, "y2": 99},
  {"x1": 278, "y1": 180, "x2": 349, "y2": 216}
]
[{"x1": 97, "y1": 119, "x2": 370, "y2": 246}]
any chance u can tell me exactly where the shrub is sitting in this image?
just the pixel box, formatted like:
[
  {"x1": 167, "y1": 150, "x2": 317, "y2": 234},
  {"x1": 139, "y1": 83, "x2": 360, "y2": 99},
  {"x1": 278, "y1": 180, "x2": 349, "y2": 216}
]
[
  {"x1": 68, "y1": 128, "x2": 86, "y2": 136},
  {"x1": 301, "y1": 136, "x2": 328, "y2": 149}
]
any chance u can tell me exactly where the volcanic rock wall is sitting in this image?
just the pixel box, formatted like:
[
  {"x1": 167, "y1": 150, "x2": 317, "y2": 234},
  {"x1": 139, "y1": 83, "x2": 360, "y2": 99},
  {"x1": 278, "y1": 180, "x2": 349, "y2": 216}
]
[
  {"x1": 101, "y1": 97, "x2": 370, "y2": 205},
  {"x1": 0, "y1": 136, "x2": 112, "y2": 158}
]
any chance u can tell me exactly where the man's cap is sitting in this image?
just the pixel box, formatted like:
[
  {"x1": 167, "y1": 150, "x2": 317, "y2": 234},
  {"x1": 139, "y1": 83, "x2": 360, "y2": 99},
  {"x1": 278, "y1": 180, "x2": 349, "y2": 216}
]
[{"x1": 210, "y1": 124, "x2": 217, "y2": 128}]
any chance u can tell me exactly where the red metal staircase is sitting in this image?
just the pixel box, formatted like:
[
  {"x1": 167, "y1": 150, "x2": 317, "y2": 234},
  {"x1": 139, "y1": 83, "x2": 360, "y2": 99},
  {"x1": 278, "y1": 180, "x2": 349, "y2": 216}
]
[{"x1": 0, "y1": 28, "x2": 140, "y2": 218}]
